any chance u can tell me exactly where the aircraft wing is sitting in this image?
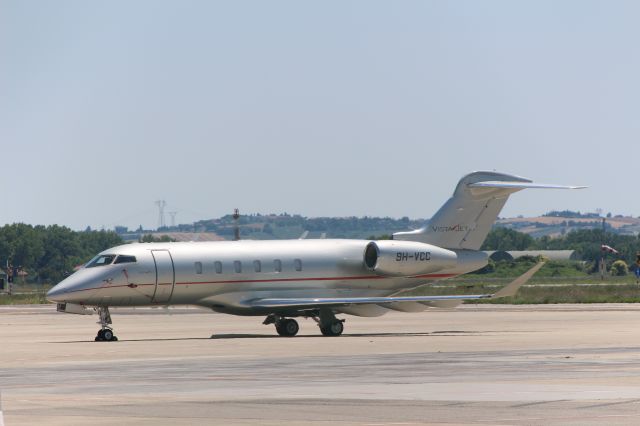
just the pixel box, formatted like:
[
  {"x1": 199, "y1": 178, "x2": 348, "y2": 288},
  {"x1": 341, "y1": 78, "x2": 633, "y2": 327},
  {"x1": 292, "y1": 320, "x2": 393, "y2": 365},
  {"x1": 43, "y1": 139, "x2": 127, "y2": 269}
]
[
  {"x1": 248, "y1": 293, "x2": 491, "y2": 308},
  {"x1": 246, "y1": 261, "x2": 545, "y2": 310}
]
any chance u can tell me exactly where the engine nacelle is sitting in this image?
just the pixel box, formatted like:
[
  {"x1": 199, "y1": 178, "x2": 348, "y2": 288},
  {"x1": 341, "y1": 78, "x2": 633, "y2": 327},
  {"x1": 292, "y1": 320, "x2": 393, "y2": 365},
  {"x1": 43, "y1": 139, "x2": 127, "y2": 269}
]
[{"x1": 363, "y1": 240, "x2": 457, "y2": 277}]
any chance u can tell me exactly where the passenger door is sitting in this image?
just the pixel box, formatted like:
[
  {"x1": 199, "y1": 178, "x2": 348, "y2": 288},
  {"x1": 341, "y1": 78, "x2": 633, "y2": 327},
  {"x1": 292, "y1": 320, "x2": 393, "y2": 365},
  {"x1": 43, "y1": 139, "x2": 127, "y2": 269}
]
[{"x1": 151, "y1": 250, "x2": 175, "y2": 304}]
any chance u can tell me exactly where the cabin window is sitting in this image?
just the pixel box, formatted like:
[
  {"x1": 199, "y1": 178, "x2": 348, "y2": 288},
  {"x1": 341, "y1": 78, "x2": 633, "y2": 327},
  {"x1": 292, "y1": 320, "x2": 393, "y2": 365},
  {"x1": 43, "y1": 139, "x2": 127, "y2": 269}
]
[
  {"x1": 194, "y1": 261, "x2": 203, "y2": 274},
  {"x1": 254, "y1": 260, "x2": 261, "y2": 273},
  {"x1": 114, "y1": 255, "x2": 137, "y2": 264},
  {"x1": 274, "y1": 259, "x2": 282, "y2": 272},
  {"x1": 234, "y1": 260, "x2": 242, "y2": 273},
  {"x1": 86, "y1": 254, "x2": 116, "y2": 268},
  {"x1": 214, "y1": 261, "x2": 222, "y2": 274},
  {"x1": 294, "y1": 258, "x2": 302, "y2": 271}
]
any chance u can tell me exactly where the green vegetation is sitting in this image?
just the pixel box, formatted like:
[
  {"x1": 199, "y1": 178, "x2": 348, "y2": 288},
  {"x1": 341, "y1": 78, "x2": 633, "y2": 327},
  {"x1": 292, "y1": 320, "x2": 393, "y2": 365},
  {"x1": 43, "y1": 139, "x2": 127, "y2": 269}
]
[
  {"x1": 483, "y1": 227, "x2": 640, "y2": 272},
  {"x1": 543, "y1": 210, "x2": 601, "y2": 219},
  {"x1": 409, "y1": 282, "x2": 640, "y2": 304},
  {"x1": 405, "y1": 256, "x2": 640, "y2": 304},
  {"x1": 493, "y1": 284, "x2": 640, "y2": 304},
  {"x1": 610, "y1": 260, "x2": 629, "y2": 276},
  {"x1": 139, "y1": 234, "x2": 175, "y2": 243},
  {"x1": 194, "y1": 214, "x2": 424, "y2": 240},
  {"x1": 2, "y1": 214, "x2": 640, "y2": 305},
  {"x1": 0, "y1": 224, "x2": 123, "y2": 285},
  {"x1": 469, "y1": 257, "x2": 589, "y2": 280},
  {"x1": 481, "y1": 228, "x2": 535, "y2": 251},
  {"x1": 181, "y1": 210, "x2": 640, "y2": 241},
  {"x1": 0, "y1": 291, "x2": 49, "y2": 305}
]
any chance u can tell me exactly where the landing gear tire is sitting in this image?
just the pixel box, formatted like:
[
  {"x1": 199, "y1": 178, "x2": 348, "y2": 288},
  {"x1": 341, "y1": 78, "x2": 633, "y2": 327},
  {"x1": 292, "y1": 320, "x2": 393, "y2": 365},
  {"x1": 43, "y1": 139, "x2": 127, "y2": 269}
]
[
  {"x1": 275, "y1": 319, "x2": 299, "y2": 337},
  {"x1": 95, "y1": 328, "x2": 117, "y2": 342},
  {"x1": 320, "y1": 320, "x2": 344, "y2": 337},
  {"x1": 94, "y1": 306, "x2": 117, "y2": 342},
  {"x1": 102, "y1": 329, "x2": 114, "y2": 341}
]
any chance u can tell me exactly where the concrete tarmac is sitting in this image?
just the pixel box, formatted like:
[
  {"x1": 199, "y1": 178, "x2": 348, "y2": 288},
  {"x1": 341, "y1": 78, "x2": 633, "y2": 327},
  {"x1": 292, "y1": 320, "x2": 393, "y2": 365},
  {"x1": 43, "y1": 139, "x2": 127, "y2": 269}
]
[{"x1": 2, "y1": 303, "x2": 640, "y2": 425}]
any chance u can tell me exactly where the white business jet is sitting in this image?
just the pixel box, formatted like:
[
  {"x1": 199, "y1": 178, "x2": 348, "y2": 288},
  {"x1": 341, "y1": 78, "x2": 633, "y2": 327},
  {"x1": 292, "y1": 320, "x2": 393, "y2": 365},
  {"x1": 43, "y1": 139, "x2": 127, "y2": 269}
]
[{"x1": 47, "y1": 171, "x2": 583, "y2": 341}]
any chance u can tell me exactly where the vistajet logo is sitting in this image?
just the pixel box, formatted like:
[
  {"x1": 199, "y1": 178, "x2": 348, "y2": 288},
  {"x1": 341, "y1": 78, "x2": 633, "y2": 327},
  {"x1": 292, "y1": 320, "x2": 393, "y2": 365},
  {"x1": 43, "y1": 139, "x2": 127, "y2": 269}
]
[{"x1": 431, "y1": 224, "x2": 470, "y2": 233}]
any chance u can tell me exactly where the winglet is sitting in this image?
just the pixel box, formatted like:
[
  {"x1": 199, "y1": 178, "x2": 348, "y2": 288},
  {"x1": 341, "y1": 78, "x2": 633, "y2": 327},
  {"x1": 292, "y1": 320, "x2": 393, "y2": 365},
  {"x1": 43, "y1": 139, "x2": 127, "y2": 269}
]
[{"x1": 491, "y1": 260, "x2": 546, "y2": 299}]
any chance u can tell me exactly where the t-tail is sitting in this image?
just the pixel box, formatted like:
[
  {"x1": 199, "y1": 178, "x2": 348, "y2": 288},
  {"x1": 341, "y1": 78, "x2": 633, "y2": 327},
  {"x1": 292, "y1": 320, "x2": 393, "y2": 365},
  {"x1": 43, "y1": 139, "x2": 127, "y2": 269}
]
[{"x1": 393, "y1": 171, "x2": 585, "y2": 250}]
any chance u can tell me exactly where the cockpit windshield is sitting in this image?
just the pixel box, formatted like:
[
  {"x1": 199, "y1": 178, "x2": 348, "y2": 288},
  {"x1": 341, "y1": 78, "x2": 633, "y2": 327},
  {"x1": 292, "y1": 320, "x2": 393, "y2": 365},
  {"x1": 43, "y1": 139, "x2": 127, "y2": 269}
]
[
  {"x1": 86, "y1": 254, "x2": 116, "y2": 268},
  {"x1": 114, "y1": 255, "x2": 137, "y2": 264}
]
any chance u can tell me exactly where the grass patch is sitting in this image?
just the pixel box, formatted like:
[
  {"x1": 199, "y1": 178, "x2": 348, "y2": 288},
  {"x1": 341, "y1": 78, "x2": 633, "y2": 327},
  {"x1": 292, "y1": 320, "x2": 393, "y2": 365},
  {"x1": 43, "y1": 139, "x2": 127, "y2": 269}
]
[
  {"x1": 486, "y1": 284, "x2": 640, "y2": 304},
  {"x1": 0, "y1": 292, "x2": 50, "y2": 305},
  {"x1": 406, "y1": 282, "x2": 640, "y2": 304},
  {"x1": 471, "y1": 258, "x2": 591, "y2": 279}
]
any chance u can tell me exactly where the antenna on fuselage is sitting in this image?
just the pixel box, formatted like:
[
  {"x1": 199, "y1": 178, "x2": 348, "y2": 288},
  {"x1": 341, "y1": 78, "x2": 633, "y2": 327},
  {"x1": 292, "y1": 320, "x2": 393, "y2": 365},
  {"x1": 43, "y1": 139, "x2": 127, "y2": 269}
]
[{"x1": 233, "y1": 208, "x2": 240, "y2": 241}]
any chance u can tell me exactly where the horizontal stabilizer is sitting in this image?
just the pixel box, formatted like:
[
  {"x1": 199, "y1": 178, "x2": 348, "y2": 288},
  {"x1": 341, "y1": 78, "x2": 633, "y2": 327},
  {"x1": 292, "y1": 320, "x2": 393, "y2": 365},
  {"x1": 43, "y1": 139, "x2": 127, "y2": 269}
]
[{"x1": 468, "y1": 181, "x2": 587, "y2": 190}]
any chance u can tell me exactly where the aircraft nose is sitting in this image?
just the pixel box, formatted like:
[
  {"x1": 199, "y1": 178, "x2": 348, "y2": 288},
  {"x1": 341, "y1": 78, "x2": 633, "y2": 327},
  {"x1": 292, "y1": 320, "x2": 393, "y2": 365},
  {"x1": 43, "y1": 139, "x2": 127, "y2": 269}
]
[
  {"x1": 46, "y1": 285, "x2": 66, "y2": 302},
  {"x1": 46, "y1": 270, "x2": 100, "y2": 304}
]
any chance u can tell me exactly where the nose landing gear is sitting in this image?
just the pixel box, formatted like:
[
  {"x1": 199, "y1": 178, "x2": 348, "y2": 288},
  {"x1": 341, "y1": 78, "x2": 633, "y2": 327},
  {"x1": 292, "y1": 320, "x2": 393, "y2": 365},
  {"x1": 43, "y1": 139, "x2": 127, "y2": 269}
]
[{"x1": 94, "y1": 306, "x2": 118, "y2": 342}]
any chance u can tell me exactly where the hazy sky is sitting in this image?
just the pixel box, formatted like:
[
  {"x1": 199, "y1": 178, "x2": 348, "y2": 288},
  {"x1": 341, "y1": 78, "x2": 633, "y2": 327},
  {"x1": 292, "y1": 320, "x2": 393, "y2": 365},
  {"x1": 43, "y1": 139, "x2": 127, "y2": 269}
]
[{"x1": 2, "y1": 1, "x2": 638, "y2": 230}]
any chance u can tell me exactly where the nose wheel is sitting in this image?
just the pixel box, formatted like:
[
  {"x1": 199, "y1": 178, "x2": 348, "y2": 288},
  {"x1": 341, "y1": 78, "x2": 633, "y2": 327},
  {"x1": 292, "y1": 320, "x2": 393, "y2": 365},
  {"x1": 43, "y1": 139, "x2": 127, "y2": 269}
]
[
  {"x1": 94, "y1": 306, "x2": 118, "y2": 342},
  {"x1": 95, "y1": 328, "x2": 118, "y2": 341}
]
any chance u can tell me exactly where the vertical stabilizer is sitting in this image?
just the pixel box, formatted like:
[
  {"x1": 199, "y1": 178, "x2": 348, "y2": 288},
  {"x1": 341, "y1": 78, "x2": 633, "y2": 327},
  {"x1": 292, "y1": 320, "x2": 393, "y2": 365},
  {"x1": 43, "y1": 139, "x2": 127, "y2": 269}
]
[{"x1": 393, "y1": 171, "x2": 583, "y2": 250}]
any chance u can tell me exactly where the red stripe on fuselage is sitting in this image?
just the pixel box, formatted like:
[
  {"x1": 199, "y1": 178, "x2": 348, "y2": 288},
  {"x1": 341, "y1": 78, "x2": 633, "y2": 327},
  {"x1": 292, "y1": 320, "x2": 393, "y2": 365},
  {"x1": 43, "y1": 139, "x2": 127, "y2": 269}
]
[{"x1": 59, "y1": 273, "x2": 458, "y2": 294}]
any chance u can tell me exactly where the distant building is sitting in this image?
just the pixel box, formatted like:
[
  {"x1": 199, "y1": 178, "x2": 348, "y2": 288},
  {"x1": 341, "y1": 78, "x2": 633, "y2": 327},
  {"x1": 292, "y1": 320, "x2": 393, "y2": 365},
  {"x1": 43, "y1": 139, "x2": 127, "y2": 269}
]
[{"x1": 114, "y1": 226, "x2": 129, "y2": 234}]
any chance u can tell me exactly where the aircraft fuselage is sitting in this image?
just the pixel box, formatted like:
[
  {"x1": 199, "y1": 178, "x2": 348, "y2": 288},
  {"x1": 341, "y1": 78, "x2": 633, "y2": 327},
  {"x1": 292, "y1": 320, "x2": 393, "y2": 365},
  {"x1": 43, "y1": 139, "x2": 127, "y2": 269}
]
[{"x1": 49, "y1": 239, "x2": 487, "y2": 316}]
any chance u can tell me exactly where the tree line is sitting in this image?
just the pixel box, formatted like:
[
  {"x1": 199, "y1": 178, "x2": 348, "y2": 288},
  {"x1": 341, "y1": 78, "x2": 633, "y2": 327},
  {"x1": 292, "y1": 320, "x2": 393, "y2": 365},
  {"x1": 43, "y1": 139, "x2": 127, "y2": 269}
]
[
  {"x1": 0, "y1": 224, "x2": 123, "y2": 284},
  {"x1": 195, "y1": 214, "x2": 425, "y2": 239},
  {"x1": 2, "y1": 222, "x2": 639, "y2": 285},
  {"x1": 482, "y1": 227, "x2": 640, "y2": 271}
]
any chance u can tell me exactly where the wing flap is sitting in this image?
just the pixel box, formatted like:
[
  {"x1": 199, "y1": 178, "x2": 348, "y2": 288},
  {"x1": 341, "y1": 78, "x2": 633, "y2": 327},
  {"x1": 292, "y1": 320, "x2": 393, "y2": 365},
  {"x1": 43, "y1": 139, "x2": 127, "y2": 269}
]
[{"x1": 246, "y1": 293, "x2": 491, "y2": 309}]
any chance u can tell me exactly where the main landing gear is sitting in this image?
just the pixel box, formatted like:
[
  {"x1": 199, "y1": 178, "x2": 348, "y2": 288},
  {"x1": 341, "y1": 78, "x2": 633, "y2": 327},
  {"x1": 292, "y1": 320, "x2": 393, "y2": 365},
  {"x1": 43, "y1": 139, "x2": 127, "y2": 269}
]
[
  {"x1": 263, "y1": 310, "x2": 345, "y2": 337},
  {"x1": 95, "y1": 306, "x2": 118, "y2": 342},
  {"x1": 263, "y1": 314, "x2": 299, "y2": 337},
  {"x1": 316, "y1": 309, "x2": 345, "y2": 337},
  {"x1": 319, "y1": 319, "x2": 344, "y2": 336}
]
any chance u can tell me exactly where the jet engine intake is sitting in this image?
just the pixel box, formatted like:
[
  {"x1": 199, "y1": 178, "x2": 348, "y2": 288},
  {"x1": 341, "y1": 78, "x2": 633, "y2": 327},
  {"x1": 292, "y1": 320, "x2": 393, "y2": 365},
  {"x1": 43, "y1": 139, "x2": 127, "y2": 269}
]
[{"x1": 364, "y1": 240, "x2": 456, "y2": 277}]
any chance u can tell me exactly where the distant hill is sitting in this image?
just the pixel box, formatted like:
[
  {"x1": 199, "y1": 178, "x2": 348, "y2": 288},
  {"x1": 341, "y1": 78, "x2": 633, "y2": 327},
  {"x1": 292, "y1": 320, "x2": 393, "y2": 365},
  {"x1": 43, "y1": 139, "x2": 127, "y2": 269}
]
[
  {"x1": 117, "y1": 214, "x2": 427, "y2": 241},
  {"x1": 495, "y1": 215, "x2": 640, "y2": 238},
  {"x1": 192, "y1": 214, "x2": 426, "y2": 240},
  {"x1": 116, "y1": 212, "x2": 640, "y2": 242}
]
